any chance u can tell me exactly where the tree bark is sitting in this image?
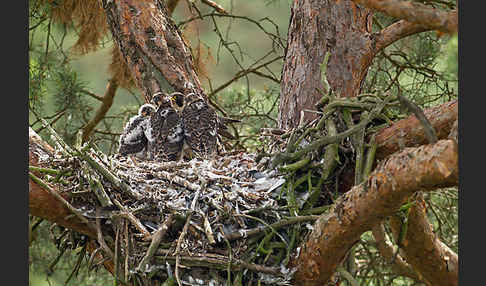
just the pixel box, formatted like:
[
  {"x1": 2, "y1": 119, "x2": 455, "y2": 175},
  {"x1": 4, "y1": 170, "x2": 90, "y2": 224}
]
[
  {"x1": 371, "y1": 223, "x2": 422, "y2": 281},
  {"x1": 290, "y1": 139, "x2": 458, "y2": 285},
  {"x1": 389, "y1": 192, "x2": 458, "y2": 286},
  {"x1": 374, "y1": 99, "x2": 457, "y2": 160},
  {"x1": 279, "y1": 0, "x2": 372, "y2": 129},
  {"x1": 278, "y1": 0, "x2": 436, "y2": 129},
  {"x1": 101, "y1": 0, "x2": 204, "y2": 102}
]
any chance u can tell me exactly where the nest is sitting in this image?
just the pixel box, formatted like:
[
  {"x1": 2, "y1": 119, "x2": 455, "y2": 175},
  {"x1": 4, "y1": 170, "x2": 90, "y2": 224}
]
[
  {"x1": 31, "y1": 90, "x2": 401, "y2": 285},
  {"x1": 34, "y1": 143, "x2": 320, "y2": 285}
]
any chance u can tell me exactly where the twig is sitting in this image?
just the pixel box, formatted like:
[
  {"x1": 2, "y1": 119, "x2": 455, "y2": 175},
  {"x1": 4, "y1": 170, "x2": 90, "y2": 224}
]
[
  {"x1": 174, "y1": 188, "x2": 202, "y2": 286},
  {"x1": 397, "y1": 93, "x2": 438, "y2": 144},
  {"x1": 95, "y1": 208, "x2": 114, "y2": 259},
  {"x1": 78, "y1": 148, "x2": 141, "y2": 200},
  {"x1": 362, "y1": 135, "x2": 377, "y2": 179},
  {"x1": 112, "y1": 198, "x2": 151, "y2": 241},
  {"x1": 81, "y1": 78, "x2": 119, "y2": 143},
  {"x1": 224, "y1": 215, "x2": 319, "y2": 241},
  {"x1": 273, "y1": 96, "x2": 390, "y2": 166},
  {"x1": 200, "y1": 0, "x2": 228, "y2": 14},
  {"x1": 91, "y1": 178, "x2": 114, "y2": 208},
  {"x1": 154, "y1": 252, "x2": 283, "y2": 277},
  {"x1": 137, "y1": 213, "x2": 175, "y2": 272},
  {"x1": 202, "y1": 212, "x2": 216, "y2": 244},
  {"x1": 155, "y1": 170, "x2": 201, "y2": 192},
  {"x1": 336, "y1": 266, "x2": 360, "y2": 286}
]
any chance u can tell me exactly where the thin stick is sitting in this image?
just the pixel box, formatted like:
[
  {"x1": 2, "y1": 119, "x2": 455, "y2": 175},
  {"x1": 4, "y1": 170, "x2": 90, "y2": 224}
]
[
  {"x1": 79, "y1": 148, "x2": 141, "y2": 200},
  {"x1": 112, "y1": 198, "x2": 152, "y2": 241},
  {"x1": 200, "y1": 0, "x2": 228, "y2": 14},
  {"x1": 397, "y1": 93, "x2": 438, "y2": 144},
  {"x1": 224, "y1": 215, "x2": 319, "y2": 241},
  {"x1": 137, "y1": 213, "x2": 175, "y2": 272},
  {"x1": 154, "y1": 252, "x2": 283, "y2": 277},
  {"x1": 95, "y1": 209, "x2": 114, "y2": 259},
  {"x1": 174, "y1": 189, "x2": 202, "y2": 286}
]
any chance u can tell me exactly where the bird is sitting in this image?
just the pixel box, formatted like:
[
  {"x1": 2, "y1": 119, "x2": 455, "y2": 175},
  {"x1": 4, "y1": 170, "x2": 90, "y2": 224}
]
[
  {"x1": 146, "y1": 92, "x2": 184, "y2": 161},
  {"x1": 118, "y1": 103, "x2": 156, "y2": 159},
  {"x1": 181, "y1": 92, "x2": 219, "y2": 159},
  {"x1": 170, "y1": 91, "x2": 185, "y2": 112}
]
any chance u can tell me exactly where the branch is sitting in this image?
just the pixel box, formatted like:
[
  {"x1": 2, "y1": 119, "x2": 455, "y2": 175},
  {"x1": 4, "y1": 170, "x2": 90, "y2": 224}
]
[
  {"x1": 290, "y1": 139, "x2": 458, "y2": 286},
  {"x1": 351, "y1": 0, "x2": 457, "y2": 34},
  {"x1": 373, "y1": 20, "x2": 429, "y2": 56},
  {"x1": 374, "y1": 99, "x2": 457, "y2": 160},
  {"x1": 389, "y1": 193, "x2": 458, "y2": 286},
  {"x1": 371, "y1": 224, "x2": 422, "y2": 281},
  {"x1": 81, "y1": 78, "x2": 119, "y2": 143}
]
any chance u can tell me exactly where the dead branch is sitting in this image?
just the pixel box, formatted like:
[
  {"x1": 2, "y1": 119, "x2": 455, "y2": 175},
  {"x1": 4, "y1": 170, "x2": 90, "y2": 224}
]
[
  {"x1": 291, "y1": 139, "x2": 458, "y2": 286},
  {"x1": 81, "y1": 78, "x2": 119, "y2": 143},
  {"x1": 167, "y1": 0, "x2": 181, "y2": 15},
  {"x1": 389, "y1": 192, "x2": 458, "y2": 286},
  {"x1": 351, "y1": 0, "x2": 457, "y2": 34}
]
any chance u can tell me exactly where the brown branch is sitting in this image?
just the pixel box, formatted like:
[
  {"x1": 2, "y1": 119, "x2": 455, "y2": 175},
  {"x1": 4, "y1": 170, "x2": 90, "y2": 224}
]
[
  {"x1": 371, "y1": 224, "x2": 422, "y2": 282},
  {"x1": 374, "y1": 99, "x2": 457, "y2": 160},
  {"x1": 448, "y1": 118, "x2": 458, "y2": 142},
  {"x1": 81, "y1": 78, "x2": 119, "y2": 143},
  {"x1": 291, "y1": 139, "x2": 458, "y2": 286},
  {"x1": 200, "y1": 0, "x2": 228, "y2": 14},
  {"x1": 372, "y1": 20, "x2": 429, "y2": 56},
  {"x1": 389, "y1": 193, "x2": 458, "y2": 286},
  {"x1": 351, "y1": 0, "x2": 457, "y2": 34},
  {"x1": 81, "y1": 89, "x2": 104, "y2": 101}
]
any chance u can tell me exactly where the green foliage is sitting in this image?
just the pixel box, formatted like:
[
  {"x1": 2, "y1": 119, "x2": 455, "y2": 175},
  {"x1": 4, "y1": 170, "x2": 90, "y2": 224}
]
[
  {"x1": 51, "y1": 64, "x2": 90, "y2": 145},
  {"x1": 216, "y1": 85, "x2": 279, "y2": 151},
  {"x1": 29, "y1": 57, "x2": 48, "y2": 113},
  {"x1": 363, "y1": 31, "x2": 458, "y2": 113},
  {"x1": 29, "y1": 220, "x2": 114, "y2": 286}
]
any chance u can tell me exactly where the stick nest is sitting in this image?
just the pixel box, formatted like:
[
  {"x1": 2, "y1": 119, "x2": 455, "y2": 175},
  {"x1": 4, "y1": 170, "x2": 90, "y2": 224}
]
[
  {"x1": 35, "y1": 147, "x2": 317, "y2": 285},
  {"x1": 31, "y1": 92, "x2": 399, "y2": 285}
]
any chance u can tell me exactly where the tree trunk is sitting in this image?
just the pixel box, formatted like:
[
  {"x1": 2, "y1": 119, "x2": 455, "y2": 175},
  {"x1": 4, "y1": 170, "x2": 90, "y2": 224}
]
[
  {"x1": 278, "y1": 0, "x2": 435, "y2": 129},
  {"x1": 279, "y1": 0, "x2": 372, "y2": 129},
  {"x1": 101, "y1": 0, "x2": 204, "y2": 102}
]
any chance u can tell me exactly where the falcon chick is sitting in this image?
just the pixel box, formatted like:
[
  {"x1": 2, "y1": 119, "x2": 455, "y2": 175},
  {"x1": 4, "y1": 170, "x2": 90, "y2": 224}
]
[
  {"x1": 118, "y1": 103, "x2": 155, "y2": 159},
  {"x1": 146, "y1": 92, "x2": 184, "y2": 161},
  {"x1": 181, "y1": 92, "x2": 218, "y2": 159}
]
